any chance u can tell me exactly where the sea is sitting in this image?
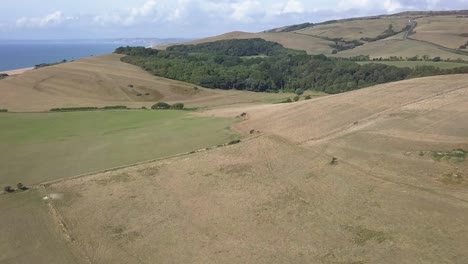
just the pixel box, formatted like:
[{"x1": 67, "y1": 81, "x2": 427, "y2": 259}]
[{"x1": 0, "y1": 38, "x2": 187, "y2": 71}]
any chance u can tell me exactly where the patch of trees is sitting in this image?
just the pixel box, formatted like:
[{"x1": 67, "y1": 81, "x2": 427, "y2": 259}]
[
  {"x1": 151, "y1": 102, "x2": 185, "y2": 110},
  {"x1": 115, "y1": 46, "x2": 159, "y2": 56},
  {"x1": 361, "y1": 24, "x2": 410, "y2": 42},
  {"x1": 50, "y1": 106, "x2": 129, "y2": 112},
  {"x1": 3, "y1": 183, "x2": 28, "y2": 193},
  {"x1": 35, "y1": 59, "x2": 67, "y2": 69},
  {"x1": 116, "y1": 39, "x2": 468, "y2": 95},
  {"x1": 0, "y1": 109, "x2": 8, "y2": 112},
  {"x1": 330, "y1": 39, "x2": 364, "y2": 52},
  {"x1": 0, "y1": 73, "x2": 8, "y2": 79},
  {"x1": 166, "y1": 39, "x2": 286, "y2": 57},
  {"x1": 281, "y1": 23, "x2": 314, "y2": 32}
]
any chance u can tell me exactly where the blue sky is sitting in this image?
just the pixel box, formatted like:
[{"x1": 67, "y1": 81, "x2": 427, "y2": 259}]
[{"x1": 0, "y1": 0, "x2": 467, "y2": 39}]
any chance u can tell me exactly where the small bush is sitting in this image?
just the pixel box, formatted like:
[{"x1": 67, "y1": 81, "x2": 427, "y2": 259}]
[
  {"x1": 4, "y1": 186, "x2": 14, "y2": 193},
  {"x1": 0, "y1": 109, "x2": 8, "y2": 112},
  {"x1": 281, "y1": 98, "x2": 292, "y2": 103},
  {"x1": 50, "y1": 107, "x2": 98, "y2": 112},
  {"x1": 228, "y1": 139, "x2": 241, "y2": 145},
  {"x1": 432, "y1": 56, "x2": 441, "y2": 62},
  {"x1": 304, "y1": 95, "x2": 312, "y2": 100},
  {"x1": 332, "y1": 49, "x2": 338, "y2": 54},
  {"x1": 193, "y1": 86, "x2": 199, "y2": 90},
  {"x1": 17, "y1": 183, "x2": 28, "y2": 191},
  {"x1": 0, "y1": 73, "x2": 8, "y2": 79},
  {"x1": 136, "y1": 93, "x2": 143, "y2": 96},
  {"x1": 293, "y1": 96, "x2": 300, "y2": 102},
  {"x1": 141, "y1": 106, "x2": 147, "y2": 109},
  {"x1": 151, "y1": 102, "x2": 171, "y2": 109},
  {"x1": 295, "y1": 89, "x2": 304, "y2": 96},
  {"x1": 170, "y1": 103, "x2": 184, "y2": 110},
  {"x1": 102, "y1": 105, "x2": 127, "y2": 110},
  {"x1": 128, "y1": 84, "x2": 134, "y2": 88}
]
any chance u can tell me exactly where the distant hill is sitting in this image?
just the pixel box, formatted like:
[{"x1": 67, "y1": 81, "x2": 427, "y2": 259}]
[{"x1": 164, "y1": 10, "x2": 468, "y2": 60}]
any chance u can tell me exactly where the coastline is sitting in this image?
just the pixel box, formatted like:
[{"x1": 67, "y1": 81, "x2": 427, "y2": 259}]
[{"x1": 0, "y1": 67, "x2": 34, "y2": 76}]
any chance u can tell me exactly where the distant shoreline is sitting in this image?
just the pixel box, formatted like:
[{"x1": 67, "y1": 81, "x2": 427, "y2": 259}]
[{"x1": 0, "y1": 67, "x2": 34, "y2": 76}]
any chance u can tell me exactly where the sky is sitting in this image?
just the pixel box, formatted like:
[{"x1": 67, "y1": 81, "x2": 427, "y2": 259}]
[{"x1": 0, "y1": 0, "x2": 467, "y2": 39}]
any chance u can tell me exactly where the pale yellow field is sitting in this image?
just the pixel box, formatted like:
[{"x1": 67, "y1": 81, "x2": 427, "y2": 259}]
[
  {"x1": 158, "y1": 31, "x2": 335, "y2": 55},
  {"x1": 39, "y1": 74, "x2": 468, "y2": 263},
  {"x1": 411, "y1": 16, "x2": 468, "y2": 49},
  {"x1": 296, "y1": 17, "x2": 410, "y2": 41},
  {"x1": 336, "y1": 38, "x2": 468, "y2": 60}
]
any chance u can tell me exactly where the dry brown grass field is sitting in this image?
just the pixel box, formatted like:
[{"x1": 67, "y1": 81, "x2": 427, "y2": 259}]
[
  {"x1": 296, "y1": 17, "x2": 409, "y2": 41},
  {"x1": 336, "y1": 38, "x2": 468, "y2": 60},
  {"x1": 157, "y1": 31, "x2": 335, "y2": 55},
  {"x1": 411, "y1": 15, "x2": 468, "y2": 49},
  {"x1": 0, "y1": 54, "x2": 296, "y2": 112},
  {"x1": 35, "y1": 74, "x2": 468, "y2": 263}
]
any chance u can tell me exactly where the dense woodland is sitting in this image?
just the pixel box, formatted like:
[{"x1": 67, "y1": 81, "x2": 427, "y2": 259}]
[{"x1": 116, "y1": 39, "x2": 468, "y2": 94}]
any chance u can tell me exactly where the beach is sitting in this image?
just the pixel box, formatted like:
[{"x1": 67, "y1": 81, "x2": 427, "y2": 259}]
[{"x1": 0, "y1": 67, "x2": 34, "y2": 76}]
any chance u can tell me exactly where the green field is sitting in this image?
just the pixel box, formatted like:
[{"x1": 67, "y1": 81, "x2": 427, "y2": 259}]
[
  {"x1": 356, "y1": 60, "x2": 468, "y2": 69},
  {"x1": 0, "y1": 189, "x2": 84, "y2": 264},
  {"x1": 0, "y1": 110, "x2": 238, "y2": 185}
]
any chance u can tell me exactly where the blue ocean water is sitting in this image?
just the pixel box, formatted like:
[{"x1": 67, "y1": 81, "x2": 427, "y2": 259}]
[{"x1": 0, "y1": 41, "x2": 121, "y2": 71}]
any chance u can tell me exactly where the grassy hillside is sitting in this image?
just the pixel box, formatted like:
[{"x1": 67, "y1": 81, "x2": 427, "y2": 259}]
[
  {"x1": 296, "y1": 17, "x2": 409, "y2": 41},
  {"x1": 0, "y1": 110, "x2": 238, "y2": 186},
  {"x1": 410, "y1": 15, "x2": 468, "y2": 49},
  {"x1": 335, "y1": 38, "x2": 468, "y2": 60},
  {"x1": 356, "y1": 60, "x2": 468, "y2": 69},
  {"x1": 42, "y1": 74, "x2": 468, "y2": 263}
]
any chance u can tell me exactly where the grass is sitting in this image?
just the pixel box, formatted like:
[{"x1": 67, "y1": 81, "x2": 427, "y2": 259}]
[
  {"x1": 0, "y1": 110, "x2": 238, "y2": 185},
  {"x1": 356, "y1": 60, "x2": 468, "y2": 69},
  {"x1": 0, "y1": 189, "x2": 83, "y2": 264}
]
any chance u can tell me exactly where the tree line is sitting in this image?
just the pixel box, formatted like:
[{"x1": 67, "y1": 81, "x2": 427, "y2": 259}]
[{"x1": 115, "y1": 38, "x2": 468, "y2": 94}]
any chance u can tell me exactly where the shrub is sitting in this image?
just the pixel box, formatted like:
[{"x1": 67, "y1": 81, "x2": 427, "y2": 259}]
[
  {"x1": 141, "y1": 106, "x2": 147, "y2": 109},
  {"x1": 193, "y1": 86, "x2": 199, "y2": 90},
  {"x1": 0, "y1": 73, "x2": 8, "y2": 79},
  {"x1": 128, "y1": 84, "x2": 134, "y2": 88},
  {"x1": 17, "y1": 183, "x2": 28, "y2": 191},
  {"x1": 0, "y1": 109, "x2": 8, "y2": 112},
  {"x1": 332, "y1": 49, "x2": 338, "y2": 54},
  {"x1": 102, "y1": 105, "x2": 127, "y2": 110},
  {"x1": 433, "y1": 56, "x2": 441, "y2": 62},
  {"x1": 170, "y1": 103, "x2": 184, "y2": 110},
  {"x1": 50, "y1": 107, "x2": 98, "y2": 112},
  {"x1": 4, "y1": 186, "x2": 14, "y2": 193},
  {"x1": 295, "y1": 89, "x2": 304, "y2": 95},
  {"x1": 293, "y1": 96, "x2": 300, "y2": 102},
  {"x1": 151, "y1": 102, "x2": 171, "y2": 109},
  {"x1": 281, "y1": 98, "x2": 292, "y2": 103},
  {"x1": 228, "y1": 139, "x2": 241, "y2": 145},
  {"x1": 304, "y1": 95, "x2": 312, "y2": 100}
]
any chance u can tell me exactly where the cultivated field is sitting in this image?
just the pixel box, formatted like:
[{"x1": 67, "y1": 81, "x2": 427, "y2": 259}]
[
  {"x1": 411, "y1": 15, "x2": 468, "y2": 49},
  {"x1": 296, "y1": 17, "x2": 409, "y2": 41},
  {"x1": 0, "y1": 54, "x2": 297, "y2": 112},
  {"x1": 336, "y1": 39, "x2": 468, "y2": 60},
  {"x1": 0, "y1": 110, "x2": 238, "y2": 186},
  {"x1": 356, "y1": 60, "x2": 468, "y2": 69},
  {"x1": 38, "y1": 74, "x2": 468, "y2": 263}
]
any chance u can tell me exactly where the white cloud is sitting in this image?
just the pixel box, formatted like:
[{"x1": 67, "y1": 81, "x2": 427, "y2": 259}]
[
  {"x1": 130, "y1": 0, "x2": 157, "y2": 17},
  {"x1": 282, "y1": 0, "x2": 305, "y2": 14},
  {"x1": 16, "y1": 11, "x2": 75, "y2": 28},
  {"x1": 383, "y1": 0, "x2": 402, "y2": 12},
  {"x1": 229, "y1": 0, "x2": 262, "y2": 22}
]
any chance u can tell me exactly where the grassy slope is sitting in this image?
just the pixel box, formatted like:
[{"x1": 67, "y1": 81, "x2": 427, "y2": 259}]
[
  {"x1": 0, "y1": 110, "x2": 238, "y2": 185},
  {"x1": 296, "y1": 17, "x2": 409, "y2": 41},
  {"x1": 356, "y1": 60, "x2": 468, "y2": 69},
  {"x1": 0, "y1": 189, "x2": 84, "y2": 264},
  {"x1": 335, "y1": 39, "x2": 468, "y2": 60},
  {"x1": 411, "y1": 15, "x2": 468, "y2": 49},
  {"x1": 45, "y1": 75, "x2": 468, "y2": 263}
]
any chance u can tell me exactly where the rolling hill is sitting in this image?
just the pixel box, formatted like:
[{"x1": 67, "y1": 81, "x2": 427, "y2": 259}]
[{"x1": 165, "y1": 11, "x2": 468, "y2": 61}]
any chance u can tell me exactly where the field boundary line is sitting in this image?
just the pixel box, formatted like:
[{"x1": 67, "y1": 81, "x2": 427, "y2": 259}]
[{"x1": 38, "y1": 133, "x2": 264, "y2": 187}]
